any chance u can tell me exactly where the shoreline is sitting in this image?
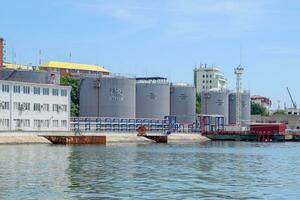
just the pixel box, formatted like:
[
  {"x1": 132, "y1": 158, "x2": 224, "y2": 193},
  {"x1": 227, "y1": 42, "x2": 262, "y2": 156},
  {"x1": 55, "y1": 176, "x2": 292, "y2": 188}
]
[{"x1": 0, "y1": 132, "x2": 210, "y2": 144}]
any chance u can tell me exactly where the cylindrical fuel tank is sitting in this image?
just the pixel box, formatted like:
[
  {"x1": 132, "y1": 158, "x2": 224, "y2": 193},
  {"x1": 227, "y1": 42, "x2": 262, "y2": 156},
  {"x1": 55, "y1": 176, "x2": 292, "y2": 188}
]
[
  {"x1": 201, "y1": 89, "x2": 229, "y2": 124},
  {"x1": 170, "y1": 83, "x2": 196, "y2": 124},
  {"x1": 80, "y1": 75, "x2": 136, "y2": 118},
  {"x1": 136, "y1": 80, "x2": 170, "y2": 119}
]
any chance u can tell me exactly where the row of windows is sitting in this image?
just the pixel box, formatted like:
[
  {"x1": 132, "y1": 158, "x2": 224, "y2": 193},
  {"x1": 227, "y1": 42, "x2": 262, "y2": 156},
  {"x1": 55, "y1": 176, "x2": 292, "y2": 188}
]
[
  {"x1": 202, "y1": 80, "x2": 212, "y2": 84},
  {"x1": 0, "y1": 84, "x2": 67, "y2": 96},
  {"x1": 202, "y1": 74, "x2": 213, "y2": 78},
  {"x1": 1, "y1": 119, "x2": 68, "y2": 128},
  {"x1": 202, "y1": 85, "x2": 213, "y2": 89},
  {"x1": 1, "y1": 102, "x2": 67, "y2": 112}
]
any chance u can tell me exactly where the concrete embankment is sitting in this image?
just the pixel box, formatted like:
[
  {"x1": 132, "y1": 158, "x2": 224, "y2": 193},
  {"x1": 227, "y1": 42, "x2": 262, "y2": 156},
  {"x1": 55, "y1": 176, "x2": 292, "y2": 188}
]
[{"x1": 0, "y1": 132, "x2": 210, "y2": 144}]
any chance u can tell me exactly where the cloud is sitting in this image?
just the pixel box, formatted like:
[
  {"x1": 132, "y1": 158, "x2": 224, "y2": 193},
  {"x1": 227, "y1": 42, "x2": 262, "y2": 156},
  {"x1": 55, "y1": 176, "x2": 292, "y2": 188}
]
[{"x1": 70, "y1": 0, "x2": 271, "y2": 40}]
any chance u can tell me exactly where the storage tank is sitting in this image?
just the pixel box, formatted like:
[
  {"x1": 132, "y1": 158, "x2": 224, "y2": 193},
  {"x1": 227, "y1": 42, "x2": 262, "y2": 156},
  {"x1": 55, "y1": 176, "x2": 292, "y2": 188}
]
[
  {"x1": 170, "y1": 83, "x2": 196, "y2": 124},
  {"x1": 136, "y1": 77, "x2": 170, "y2": 119},
  {"x1": 229, "y1": 91, "x2": 251, "y2": 125},
  {"x1": 80, "y1": 75, "x2": 136, "y2": 118},
  {"x1": 201, "y1": 89, "x2": 229, "y2": 124},
  {"x1": 0, "y1": 69, "x2": 49, "y2": 84}
]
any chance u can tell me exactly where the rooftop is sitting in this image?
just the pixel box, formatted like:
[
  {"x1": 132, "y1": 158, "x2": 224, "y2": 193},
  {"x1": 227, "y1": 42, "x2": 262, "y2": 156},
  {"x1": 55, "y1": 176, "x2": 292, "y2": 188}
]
[
  {"x1": 40, "y1": 61, "x2": 110, "y2": 73},
  {"x1": 3, "y1": 63, "x2": 34, "y2": 70}
]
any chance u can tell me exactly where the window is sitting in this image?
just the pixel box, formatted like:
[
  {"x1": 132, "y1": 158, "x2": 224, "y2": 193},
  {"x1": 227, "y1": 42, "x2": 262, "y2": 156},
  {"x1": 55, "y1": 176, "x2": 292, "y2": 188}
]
[
  {"x1": 44, "y1": 120, "x2": 50, "y2": 128},
  {"x1": 34, "y1": 87, "x2": 40, "y2": 95},
  {"x1": 33, "y1": 103, "x2": 41, "y2": 111},
  {"x1": 0, "y1": 102, "x2": 9, "y2": 110},
  {"x1": 0, "y1": 119, "x2": 9, "y2": 128},
  {"x1": 202, "y1": 80, "x2": 205, "y2": 83},
  {"x1": 2, "y1": 84, "x2": 9, "y2": 93},
  {"x1": 210, "y1": 75, "x2": 212, "y2": 78},
  {"x1": 52, "y1": 104, "x2": 59, "y2": 112},
  {"x1": 210, "y1": 80, "x2": 212, "y2": 83},
  {"x1": 13, "y1": 119, "x2": 30, "y2": 128},
  {"x1": 13, "y1": 85, "x2": 21, "y2": 93},
  {"x1": 202, "y1": 75, "x2": 205, "y2": 78},
  {"x1": 206, "y1": 75, "x2": 208, "y2": 78},
  {"x1": 202, "y1": 86, "x2": 205, "y2": 89},
  {"x1": 13, "y1": 102, "x2": 20, "y2": 110},
  {"x1": 52, "y1": 120, "x2": 59, "y2": 127},
  {"x1": 34, "y1": 120, "x2": 41, "y2": 128},
  {"x1": 61, "y1": 105, "x2": 67, "y2": 112},
  {"x1": 61, "y1": 120, "x2": 67, "y2": 128},
  {"x1": 61, "y1": 89, "x2": 67, "y2": 96},
  {"x1": 52, "y1": 89, "x2": 59, "y2": 96},
  {"x1": 41, "y1": 104, "x2": 49, "y2": 112},
  {"x1": 23, "y1": 86, "x2": 30, "y2": 94},
  {"x1": 43, "y1": 88, "x2": 49, "y2": 95}
]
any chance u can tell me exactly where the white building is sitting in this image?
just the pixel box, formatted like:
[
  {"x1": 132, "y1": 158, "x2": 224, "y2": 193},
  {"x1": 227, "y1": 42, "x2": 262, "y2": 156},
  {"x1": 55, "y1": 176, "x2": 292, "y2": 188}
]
[
  {"x1": 194, "y1": 66, "x2": 227, "y2": 94},
  {"x1": 251, "y1": 95, "x2": 272, "y2": 112},
  {"x1": 0, "y1": 80, "x2": 71, "y2": 132}
]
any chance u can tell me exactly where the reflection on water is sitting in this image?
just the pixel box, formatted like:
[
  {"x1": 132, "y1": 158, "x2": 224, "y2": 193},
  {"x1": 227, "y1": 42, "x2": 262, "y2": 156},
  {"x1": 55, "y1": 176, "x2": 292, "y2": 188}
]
[{"x1": 1, "y1": 142, "x2": 300, "y2": 199}]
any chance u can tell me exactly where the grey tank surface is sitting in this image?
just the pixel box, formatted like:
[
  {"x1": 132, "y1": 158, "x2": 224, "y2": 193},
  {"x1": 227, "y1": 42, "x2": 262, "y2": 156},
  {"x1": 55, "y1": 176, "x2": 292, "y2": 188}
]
[
  {"x1": 229, "y1": 91, "x2": 251, "y2": 125},
  {"x1": 170, "y1": 84, "x2": 196, "y2": 124},
  {"x1": 136, "y1": 81, "x2": 170, "y2": 119},
  {"x1": 80, "y1": 76, "x2": 136, "y2": 118},
  {"x1": 201, "y1": 90, "x2": 229, "y2": 124},
  {"x1": 0, "y1": 69, "x2": 49, "y2": 84}
]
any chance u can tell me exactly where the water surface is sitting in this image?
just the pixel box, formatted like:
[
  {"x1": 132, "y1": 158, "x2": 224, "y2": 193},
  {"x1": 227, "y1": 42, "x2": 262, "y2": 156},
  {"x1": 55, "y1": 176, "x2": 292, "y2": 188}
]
[{"x1": 0, "y1": 142, "x2": 300, "y2": 199}]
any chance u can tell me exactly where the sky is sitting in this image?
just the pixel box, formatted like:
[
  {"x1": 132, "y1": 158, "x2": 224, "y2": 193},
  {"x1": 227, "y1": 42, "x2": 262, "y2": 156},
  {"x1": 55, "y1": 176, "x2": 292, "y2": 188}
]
[{"x1": 1, "y1": 0, "x2": 300, "y2": 109}]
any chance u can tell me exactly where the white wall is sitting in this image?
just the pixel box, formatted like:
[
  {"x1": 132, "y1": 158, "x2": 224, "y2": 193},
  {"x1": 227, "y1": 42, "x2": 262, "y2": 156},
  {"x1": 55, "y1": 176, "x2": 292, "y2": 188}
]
[{"x1": 0, "y1": 80, "x2": 71, "y2": 132}]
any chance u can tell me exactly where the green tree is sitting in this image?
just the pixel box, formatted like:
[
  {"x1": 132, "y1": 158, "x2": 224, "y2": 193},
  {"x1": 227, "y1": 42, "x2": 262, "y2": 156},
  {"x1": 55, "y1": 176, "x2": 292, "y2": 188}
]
[
  {"x1": 251, "y1": 102, "x2": 269, "y2": 116},
  {"x1": 196, "y1": 93, "x2": 201, "y2": 114},
  {"x1": 273, "y1": 109, "x2": 287, "y2": 115},
  {"x1": 60, "y1": 75, "x2": 80, "y2": 117}
]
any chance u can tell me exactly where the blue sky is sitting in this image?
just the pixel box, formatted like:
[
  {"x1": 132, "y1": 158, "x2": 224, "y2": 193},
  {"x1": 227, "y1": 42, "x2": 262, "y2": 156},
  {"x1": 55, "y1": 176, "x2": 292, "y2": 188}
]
[{"x1": 1, "y1": 0, "x2": 300, "y2": 109}]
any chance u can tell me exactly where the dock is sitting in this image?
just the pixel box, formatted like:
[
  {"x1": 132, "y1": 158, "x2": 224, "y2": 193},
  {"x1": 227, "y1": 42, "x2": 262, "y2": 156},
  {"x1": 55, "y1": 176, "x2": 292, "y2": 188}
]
[
  {"x1": 42, "y1": 135, "x2": 106, "y2": 145},
  {"x1": 202, "y1": 131, "x2": 300, "y2": 142}
]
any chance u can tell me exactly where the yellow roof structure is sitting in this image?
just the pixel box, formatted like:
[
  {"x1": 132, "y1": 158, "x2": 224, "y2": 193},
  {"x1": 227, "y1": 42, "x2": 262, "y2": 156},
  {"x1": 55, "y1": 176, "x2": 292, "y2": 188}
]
[
  {"x1": 41, "y1": 61, "x2": 110, "y2": 73},
  {"x1": 3, "y1": 63, "x2": 34, "y2": 70}
]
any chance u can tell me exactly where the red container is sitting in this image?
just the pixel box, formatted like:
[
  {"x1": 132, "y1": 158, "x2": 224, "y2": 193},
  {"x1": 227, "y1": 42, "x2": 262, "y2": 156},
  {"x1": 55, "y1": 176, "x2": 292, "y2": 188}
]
[{"x1": 250, "y1": 123, "x2": 286, "y2": 134}]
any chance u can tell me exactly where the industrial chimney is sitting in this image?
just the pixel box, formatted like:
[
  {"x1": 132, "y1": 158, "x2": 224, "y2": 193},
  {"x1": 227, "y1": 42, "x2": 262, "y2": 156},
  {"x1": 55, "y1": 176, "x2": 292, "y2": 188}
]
[{"x1": 0, "y1": 38, "x2": 3, "y2": 68}]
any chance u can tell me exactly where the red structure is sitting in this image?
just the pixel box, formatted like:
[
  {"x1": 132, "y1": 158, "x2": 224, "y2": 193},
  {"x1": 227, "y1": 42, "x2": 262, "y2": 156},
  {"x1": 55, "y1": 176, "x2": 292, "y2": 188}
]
[
  {"x1": 250, "y1": 123, "x2": 286, "y2": 135},
  {"x1": 0, "y1": 38, "x2": 3, "y2": 68}
]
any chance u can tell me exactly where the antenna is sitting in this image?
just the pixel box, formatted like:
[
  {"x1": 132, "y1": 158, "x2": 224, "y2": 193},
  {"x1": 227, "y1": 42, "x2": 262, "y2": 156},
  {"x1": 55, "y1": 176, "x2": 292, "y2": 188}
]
[
  {"x1": 12, "y1": 49, "x2": 16, "y2": 64},
  {"x1": 39, "y1": 49, "x2": 42, "y2": 66},
  {"x1": 277, "y1": 100, "x2": 281, "y2": 110},
  {"x1": 69, "y1": 52, "x2": 72, "y2": 62},
  {"x1": 239, "y1": 44, "x2": 243, "y2": 66}
]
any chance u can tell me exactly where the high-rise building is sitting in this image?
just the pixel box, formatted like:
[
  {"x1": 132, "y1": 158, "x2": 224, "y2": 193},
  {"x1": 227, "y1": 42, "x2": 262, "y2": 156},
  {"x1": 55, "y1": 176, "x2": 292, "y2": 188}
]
[{"x1": 193, "y1": 66, "x2": 227, "y2": 94}]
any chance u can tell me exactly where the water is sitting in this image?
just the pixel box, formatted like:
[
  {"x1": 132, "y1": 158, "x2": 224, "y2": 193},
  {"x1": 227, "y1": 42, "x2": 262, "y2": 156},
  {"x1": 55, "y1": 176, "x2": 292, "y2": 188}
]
[{"x1": 1, "y1": 142, "x2": 300, "y2": 200}]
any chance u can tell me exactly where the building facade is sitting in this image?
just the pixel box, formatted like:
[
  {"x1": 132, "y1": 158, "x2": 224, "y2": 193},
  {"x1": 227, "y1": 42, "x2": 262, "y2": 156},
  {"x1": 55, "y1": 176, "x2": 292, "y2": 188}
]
[
  {"x1": 0, "y1": 80, "x2": 71, "y2": 131},
  {"x1": 251, "y1": 95, "x2": 272, "y2": 111},
  {"x1": 194, "y1": 66, "x2": 227, "y2": 94}
]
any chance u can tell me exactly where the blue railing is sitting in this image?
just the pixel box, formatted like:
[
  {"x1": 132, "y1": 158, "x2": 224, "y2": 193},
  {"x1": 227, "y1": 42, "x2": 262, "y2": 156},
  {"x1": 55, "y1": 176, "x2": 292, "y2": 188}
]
[{"x1": 71, "y1": 117, "x2": 170, "y2": 133}]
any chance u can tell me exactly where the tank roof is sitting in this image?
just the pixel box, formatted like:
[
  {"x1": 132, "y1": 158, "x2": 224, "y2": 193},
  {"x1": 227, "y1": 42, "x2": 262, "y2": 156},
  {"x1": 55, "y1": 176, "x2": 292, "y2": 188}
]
[{"x1": 136, "y1": 77, "x2": 167, "y2": 81}]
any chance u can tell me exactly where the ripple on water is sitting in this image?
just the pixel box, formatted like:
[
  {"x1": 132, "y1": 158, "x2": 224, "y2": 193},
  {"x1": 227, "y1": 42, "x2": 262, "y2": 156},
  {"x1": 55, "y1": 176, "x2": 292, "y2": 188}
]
[{"x1": 0, "y1": 142, "x2": 300, "y2": 199}]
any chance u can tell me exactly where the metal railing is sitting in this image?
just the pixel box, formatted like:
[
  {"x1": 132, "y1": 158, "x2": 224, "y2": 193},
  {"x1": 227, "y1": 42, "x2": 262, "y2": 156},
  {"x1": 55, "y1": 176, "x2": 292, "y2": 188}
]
[
  {"x1": 71, "y1": 117, "x2": 170, "y2": 133},
  {"x1": 70, "y1": 117, "x2": 201, "y2": 133}
]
